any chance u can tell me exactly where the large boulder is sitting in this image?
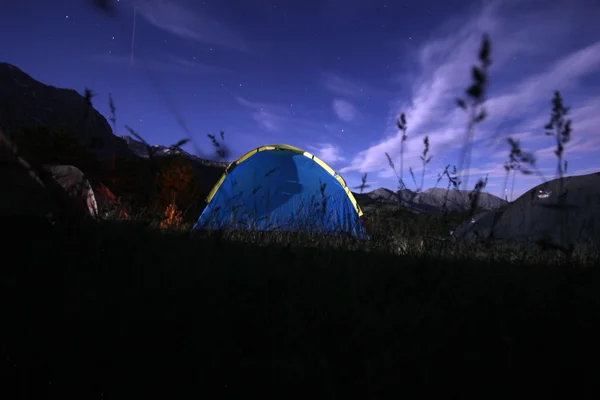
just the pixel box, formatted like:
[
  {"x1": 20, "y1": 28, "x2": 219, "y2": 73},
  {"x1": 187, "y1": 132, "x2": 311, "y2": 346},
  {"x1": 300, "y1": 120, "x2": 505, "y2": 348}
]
[
  {"x1": 491, "y1": 173, "x2": 600, "y2": 249},
  {"x1": 451, "y1": 173, "x2": 600, "y2": 250},
  {"x1": 0, "y1": 130, "x2": 88, "y2": 223},
  {"x1": 44, "y1": 165, "x2": 98, "y2": 217}
]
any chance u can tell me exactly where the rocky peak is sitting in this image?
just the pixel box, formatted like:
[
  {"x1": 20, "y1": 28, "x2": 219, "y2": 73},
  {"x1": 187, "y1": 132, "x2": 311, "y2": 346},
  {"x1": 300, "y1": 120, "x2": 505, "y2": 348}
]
[{"x1": 0, "y1": 62, "x2": 133, "y2": 160}]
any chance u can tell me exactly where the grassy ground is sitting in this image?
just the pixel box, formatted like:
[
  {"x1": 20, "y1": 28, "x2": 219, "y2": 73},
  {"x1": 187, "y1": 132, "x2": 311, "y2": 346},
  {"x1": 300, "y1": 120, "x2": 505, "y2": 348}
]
[
  {"x1": 3, "y1": 214, "x2": 600, "y2": 398},
  {"x1": 2, "y1": 33, "x2": 599, "y2": 398}
]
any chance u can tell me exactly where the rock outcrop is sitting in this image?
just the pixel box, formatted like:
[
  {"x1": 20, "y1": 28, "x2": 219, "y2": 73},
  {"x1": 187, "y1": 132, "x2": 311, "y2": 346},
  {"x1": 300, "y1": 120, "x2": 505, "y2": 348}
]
[
  {"x1": 492, "y1": 173, "x2": 600, "y2": 248},
  {"x1": 452, "y1": 173, "x2": 600, "y2": 250},
  {"x1": 0, "y1": 128, "x2": 89, "y2": 223},
  {"x1": 45, "y1": 165, "x2": 99, "y2": 217}
]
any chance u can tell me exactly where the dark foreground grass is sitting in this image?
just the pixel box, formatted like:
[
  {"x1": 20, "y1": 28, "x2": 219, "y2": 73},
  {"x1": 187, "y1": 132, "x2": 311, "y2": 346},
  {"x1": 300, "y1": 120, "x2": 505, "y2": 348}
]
[{"x1": 3, "y1": 217, "x2": 600, "y2": 398}]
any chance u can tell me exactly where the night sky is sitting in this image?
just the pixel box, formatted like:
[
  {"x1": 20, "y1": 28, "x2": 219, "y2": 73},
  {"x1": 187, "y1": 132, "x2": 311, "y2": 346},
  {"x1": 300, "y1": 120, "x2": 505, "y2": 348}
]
[{"x1": 3, "y1": 0, "x2": 600, "y2": 199}]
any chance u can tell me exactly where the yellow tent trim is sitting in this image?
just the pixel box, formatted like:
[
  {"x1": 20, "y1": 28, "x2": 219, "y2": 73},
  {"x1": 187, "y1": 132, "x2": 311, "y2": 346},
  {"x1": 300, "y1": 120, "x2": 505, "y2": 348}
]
[{"x1": 204, "y1": 144, "x2": 364, "y2": 217}]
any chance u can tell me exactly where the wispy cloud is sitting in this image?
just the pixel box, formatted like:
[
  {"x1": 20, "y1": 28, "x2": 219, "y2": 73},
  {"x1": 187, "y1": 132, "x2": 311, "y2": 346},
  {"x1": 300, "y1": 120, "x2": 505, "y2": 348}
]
[
  {"x1": 236, "y1": 96, "x2": 351, "y2": 142},
  {"x1": 89, "y1": 52, "x2": 220, "y2": 75},
  {"x1": 332, "y1": 99, "x2": 358, "y2": 122},
  {"x1": 341, "y1": 0, "x2": 600, "y2": 199},
  {"x1": 323, "y1": 73, "x2": 367, "y2": 98},
  {"x1": 308, "y1": 143, "x2": 346, "y2": 164},
  {"x1": 129, "y1": 0, "x2": 250, "y2": 52},
  {"x1": 236, "y1": 97, "x2": 291, "y2": 133}
]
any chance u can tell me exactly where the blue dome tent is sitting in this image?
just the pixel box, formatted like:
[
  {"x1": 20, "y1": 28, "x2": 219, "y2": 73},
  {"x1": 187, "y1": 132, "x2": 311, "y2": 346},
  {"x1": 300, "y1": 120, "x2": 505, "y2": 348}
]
[{"x1": 193, "y1": 144, "x2": 369, "y2": 239}]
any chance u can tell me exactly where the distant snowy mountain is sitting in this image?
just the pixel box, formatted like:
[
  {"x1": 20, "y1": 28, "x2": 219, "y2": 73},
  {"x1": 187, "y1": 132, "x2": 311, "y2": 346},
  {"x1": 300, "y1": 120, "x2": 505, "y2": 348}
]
[
  {"x1": 413, "y1": 187, "x2": 507, "y2": 212},
  {"x1": 354, "y1": 186, "x2": 507, "y2": 214},
  {"x1": 120, "y1": 135, "x2": 230, "y2": 168},
  {"x1": 120, "y1": 135, "x2": 192, "y2": 158}
]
